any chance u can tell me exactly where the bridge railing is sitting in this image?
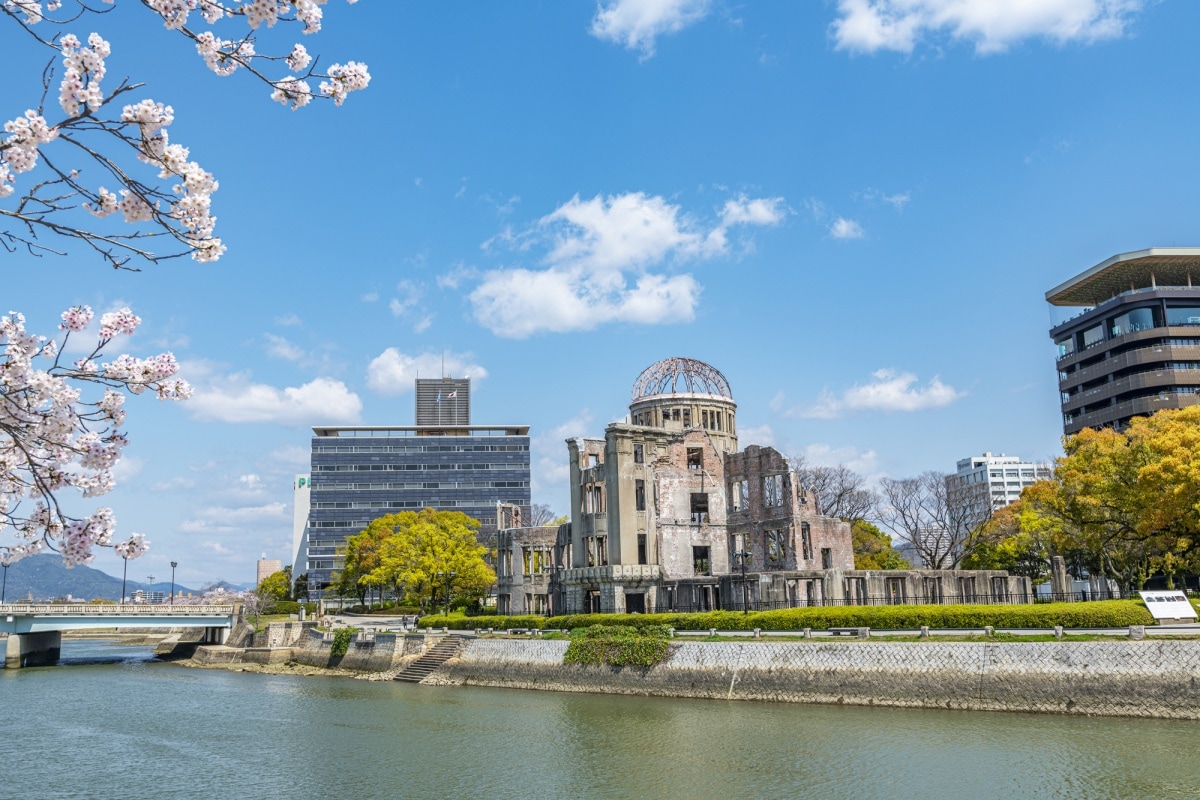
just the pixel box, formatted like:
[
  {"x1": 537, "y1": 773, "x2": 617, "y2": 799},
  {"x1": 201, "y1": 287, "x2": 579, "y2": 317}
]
[{"x1": 0, "y1": 604, "x2": 236, "y2": 615}]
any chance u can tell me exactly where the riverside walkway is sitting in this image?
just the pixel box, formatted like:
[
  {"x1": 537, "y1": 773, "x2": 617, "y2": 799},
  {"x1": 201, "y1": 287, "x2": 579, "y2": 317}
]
[{"x1": 1, "y1": 603, "x2": 236, "y2": 668}]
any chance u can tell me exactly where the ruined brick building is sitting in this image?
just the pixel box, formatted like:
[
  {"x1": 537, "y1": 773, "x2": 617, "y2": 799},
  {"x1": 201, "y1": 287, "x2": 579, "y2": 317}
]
[{"x1": 550, "y1": 358, "x2": 1027, "y2": 615}]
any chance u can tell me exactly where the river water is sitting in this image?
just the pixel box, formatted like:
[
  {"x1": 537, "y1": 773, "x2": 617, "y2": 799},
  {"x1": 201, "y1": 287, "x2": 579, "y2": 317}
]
[{"x1": 1, "y1": 640, "x2": 1198, "y2": 800}]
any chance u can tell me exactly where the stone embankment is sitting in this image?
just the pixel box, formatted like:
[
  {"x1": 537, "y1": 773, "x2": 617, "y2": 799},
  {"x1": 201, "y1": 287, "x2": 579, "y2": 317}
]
[
  {"x1": 425, "y1": 637, "x2": 1200, "y2": 719},
  {"x1": 186, "y1": 621, "x2": 430, "y2": 676}
]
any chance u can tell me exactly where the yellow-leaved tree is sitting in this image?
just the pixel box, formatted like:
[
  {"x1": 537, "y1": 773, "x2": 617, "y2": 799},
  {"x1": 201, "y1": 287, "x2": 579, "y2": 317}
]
[{"x1": 353, "y1": 509, "x2": 495, "y2": 613}]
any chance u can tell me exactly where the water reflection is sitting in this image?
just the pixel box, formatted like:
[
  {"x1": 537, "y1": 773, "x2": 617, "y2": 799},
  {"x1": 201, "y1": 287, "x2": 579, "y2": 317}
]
[{"x1": 1, "y1": 649, "x2": 1199, "y2": 800}]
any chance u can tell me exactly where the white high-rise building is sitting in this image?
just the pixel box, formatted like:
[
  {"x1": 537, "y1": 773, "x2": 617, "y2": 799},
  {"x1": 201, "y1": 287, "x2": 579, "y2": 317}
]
[{"x1": 946, "y1": 453, "x2": 1051, "y2": 532}]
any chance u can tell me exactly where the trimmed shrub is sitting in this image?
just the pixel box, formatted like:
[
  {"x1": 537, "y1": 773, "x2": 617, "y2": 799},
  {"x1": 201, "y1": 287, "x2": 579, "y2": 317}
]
[
  {"x1": 416, "y1": 612, "x2": 547, "y2": 630},
  {"x1": 564, "y1": 625, "x2": 671, "y2": 667},
  {"x1": 330, "y1": 627, "x2": 358, "y2": 657},
  {"x1": 545, "y1": 600, "x2": 1152, "y2": 632}
]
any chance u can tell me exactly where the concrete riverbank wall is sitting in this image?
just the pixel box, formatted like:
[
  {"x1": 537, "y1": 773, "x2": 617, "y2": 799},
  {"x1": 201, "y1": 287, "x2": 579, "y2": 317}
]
[
  {"x1": 192, "y1": 624, "x2": 430, "y2": 672},
  {"x1": 427, "y1": 638, "x2": 1200, "y2": 719}
]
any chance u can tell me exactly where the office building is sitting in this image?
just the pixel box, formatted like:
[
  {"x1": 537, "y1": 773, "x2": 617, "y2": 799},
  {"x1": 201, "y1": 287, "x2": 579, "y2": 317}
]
[
  {"x1": 301, "y1": 378, "x2": 530, "y2": 595},
  {"x1": 290, "y1": 474, "x2": 310, "y2": 582},
  {"x1": 946, "y1": 453, "x2": 1051, "y2": 533},
  {"x1": 1048, "y1": 248, "x2": 1200, "y2": 434}
]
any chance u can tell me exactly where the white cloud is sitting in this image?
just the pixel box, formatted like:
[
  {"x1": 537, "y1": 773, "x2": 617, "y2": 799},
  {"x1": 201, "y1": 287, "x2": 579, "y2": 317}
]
[
  {"x1": 199, "y1": 503, "x2": 289, "y2": 522},
  {"x1": 830, "y1": 217, "x2": 865, "y2": 239},
  {"x1": 264, "y1": 333, "x2": 305, "y2": 362},
  {"x1": 831, "y1": 0, "x2": 1144, "y2": 55},
  {"x1": 470, "y1": 267, "x2": 700, "y2": 339},
  {"x1": 365, "y1": 349, "x2": 488, "y2": 396},
  {"x1": 737, "y1": 423, "x2": 775, "y2": 447},
  {"x1": 388, "y1": 279, "x2": 433, "y2": 333},
  {"x1": 860, "y1": 188, "x2": 912, "y2": 209},
  {"x1": 591, "y1": 0, "x2": 711, "y2": 59},
  {"x1": 803, "y1": 368, "x2": 965, "y2": 418},
  {"x1": 238, "y1": 474, "x2": 263, "y2": 491},
  {"x1": 274, "y1": 313, "x2": 302, "y2": 327},
  {"x1": 202, "y1": 541, "x2": 232, "y2": 555},
  {"x1": 437, "y1": 262, "x2": 479, "y2": 290},
  {"x1": 798, "y1": 443, "x2": 881, "y2": 476},
  {"x1": 531, "y1": 410, "x2": 594, "y2": 501},
  {"x1": 267, "y1": 445, "x2": 312, "y2": 468},
  {"x1": 468, "y1": 191, "x2": 783, "y2": 338},
  {"x1": 361, "y1": 291, "x2": 379, "y2": 303},
  {"x1": 187, "y1": 373, "x2": 362, "y2": 425}
]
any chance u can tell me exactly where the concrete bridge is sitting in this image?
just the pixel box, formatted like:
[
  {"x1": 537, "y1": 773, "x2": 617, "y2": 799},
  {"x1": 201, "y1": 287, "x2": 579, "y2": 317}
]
[{"x1": 1, "y1": 603, "x2": 236, "y2": 668}]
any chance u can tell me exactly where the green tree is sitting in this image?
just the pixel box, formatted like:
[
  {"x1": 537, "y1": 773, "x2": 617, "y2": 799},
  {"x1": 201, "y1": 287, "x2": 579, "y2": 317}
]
[
  {"x1": 257, "y1": 568, "x2": 292, "y2": 601},
  {"x1": 850, "y1": 520, "x2": 910, "y2": 569},
  {"x1": 1018, "y1": 407, "x2": 1200, "y2": 591},
  {"x1": 336, "y1": 523, "x2": 394, "y2": 607},
  {"x1": 355, "y1": 509, "x2": 495, "y2": 613}
]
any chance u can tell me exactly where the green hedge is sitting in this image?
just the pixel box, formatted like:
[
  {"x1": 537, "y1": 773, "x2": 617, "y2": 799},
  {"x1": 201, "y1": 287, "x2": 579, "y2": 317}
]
[
  {"x1": 546, "y1": 600, "x2": 1152, "y2": 631},
  {"x1": 564, "y1": 625, "x2": 671, "y2": 667},
  {"x1": 417, "y1": 600, "x2": 1152, "y2": 633},
  {"x1": 416, "y1": 612, "x2": 548, "y2": 630}
]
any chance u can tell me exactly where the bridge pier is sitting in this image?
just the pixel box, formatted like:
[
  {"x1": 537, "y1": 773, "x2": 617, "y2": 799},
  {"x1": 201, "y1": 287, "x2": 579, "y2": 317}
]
[
  {"x1": 5, "y1": 630, "x2": 61, "y2": 668},
  {"x1": 203, "y1": 626, "x2": 230, "y2": 645}
]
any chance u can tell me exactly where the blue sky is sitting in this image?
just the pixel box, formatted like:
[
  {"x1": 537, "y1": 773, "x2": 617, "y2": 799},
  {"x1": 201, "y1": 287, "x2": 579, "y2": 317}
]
[{"x1": 4, "y1": 0, "x2": 1197, "y2": 587}]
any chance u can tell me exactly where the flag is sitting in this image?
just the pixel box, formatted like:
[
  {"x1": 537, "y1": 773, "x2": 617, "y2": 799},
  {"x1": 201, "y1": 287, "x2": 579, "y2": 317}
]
[
  {"x1": 447, "y1": 391, "x2": 457, "y2": 398},
  {"x1": 436, "y1": 392, "x2": 441, "y2": 403}
]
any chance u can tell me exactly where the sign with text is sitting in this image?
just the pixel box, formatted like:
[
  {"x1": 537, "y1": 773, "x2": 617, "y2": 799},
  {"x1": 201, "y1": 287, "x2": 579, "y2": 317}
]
[{"x1": 1137, "y1": 590, "x2": 1197, "y2": 622}]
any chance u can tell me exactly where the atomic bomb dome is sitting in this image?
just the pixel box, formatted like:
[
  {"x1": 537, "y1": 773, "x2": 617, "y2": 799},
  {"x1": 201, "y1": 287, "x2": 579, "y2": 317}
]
[
  {"x1": 631, "y1": 357, "x2": 733, "y2": 402},
  {"x1": 628, "y1": 357, "x2": 738, "y2": 452}
]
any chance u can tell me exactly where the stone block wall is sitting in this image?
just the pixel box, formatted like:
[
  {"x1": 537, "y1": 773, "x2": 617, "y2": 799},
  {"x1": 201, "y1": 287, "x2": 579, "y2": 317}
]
[{"x1": 428, "y1": 638, "x2": 1200, "y2": 719}]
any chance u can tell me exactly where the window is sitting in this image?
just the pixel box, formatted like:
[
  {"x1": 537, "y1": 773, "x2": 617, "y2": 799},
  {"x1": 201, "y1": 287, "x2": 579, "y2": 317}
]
[
  {"x1": 637, "y1": 534, "x2": 647, "y2": 565},
  {"x1": 767, "y1": 530, "x2": 786, "y2": 563},
  {"x1": 801, "y1": 522, "x2": 812, "y2": 561},
  {"x1": 763, "y1": 474, "x2": 783, "y2": 507},
  {"x1": 635, "y1": 479, "x2": 646, "y2": 511},
  {"x1": 1080, "y1": 324, "x2": 1105, "y2": 349},
  {"x1": 820, "y1": 547, "x2": 832, "y2": 569},
  {"x1": 597, "y1": 536, "x2": 608, "y2": 566},
  {"x1": 729, "y1": 479, "x2": 749, "y2": 511},
  {"x1": 692, "y1": 546, "x2": 711, "y2": 576},
  {"x1": 691, "y1": 493, "x2": 709, "y2": 523},
  {"x1": 634, "y1": 444, "x2": 644, "y2": 464},
  {"x1": 687, "y1": 447, "x2": 703, "y2": 470},
  {"x1": 587, "y1": 453, "x2": 599, "y2": 467},
  {"x1": 1167, "y1": 306, "x2": 1200, "y2": 326}
]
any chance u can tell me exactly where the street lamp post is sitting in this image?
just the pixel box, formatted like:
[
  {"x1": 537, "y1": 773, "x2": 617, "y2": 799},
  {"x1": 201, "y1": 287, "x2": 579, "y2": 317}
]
[
  {"x1": 734, "y1": 549, "x2": 752, "y2": 614},
  {"x1": 147, "y1": 575, "x2": 155, "y2": 604},
  {"x1": 170, "y1": 561, "x2": 178, "y2": 605},
  {"x1": 1, "y1": 560, "x2": 8, "y2": 604},
  {"x1": 120, "y1": 555, "x2": 129, "y2": 605}
]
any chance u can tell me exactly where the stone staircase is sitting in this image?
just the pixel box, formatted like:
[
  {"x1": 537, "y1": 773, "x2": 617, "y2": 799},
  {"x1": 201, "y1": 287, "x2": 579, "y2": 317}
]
[{"x1": 393, "y1": 634, "x2": 472, "y2": 683}]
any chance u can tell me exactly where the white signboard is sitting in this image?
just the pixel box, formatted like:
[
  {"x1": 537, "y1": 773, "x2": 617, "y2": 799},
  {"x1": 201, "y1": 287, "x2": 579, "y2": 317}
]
[{"x1": 1138, "y1": 590, "x2": 1197, "y2": 622}]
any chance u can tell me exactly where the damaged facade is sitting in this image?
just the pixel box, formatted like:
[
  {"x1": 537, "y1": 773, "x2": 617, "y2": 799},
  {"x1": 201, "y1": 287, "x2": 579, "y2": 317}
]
[
  {"x1": 494, "y1": 502, "x2": 559, "y2": 615},
  {"x1": 551, "y1": 357, "x2": 1028, "y2": 615}
]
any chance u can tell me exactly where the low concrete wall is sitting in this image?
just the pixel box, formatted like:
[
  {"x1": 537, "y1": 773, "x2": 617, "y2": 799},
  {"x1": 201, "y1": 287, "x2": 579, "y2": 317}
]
[
  {"x1": 428, "y1": 638, "x2": 1200, "y2": 719},
  {"x1": 291, "y1": 629, "x2": 431, "y2": 672}
]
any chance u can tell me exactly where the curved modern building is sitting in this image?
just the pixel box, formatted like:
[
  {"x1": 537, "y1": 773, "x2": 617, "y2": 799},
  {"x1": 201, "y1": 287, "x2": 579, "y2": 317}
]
[{"x1": 1048, "y1": 248, "x2": 1200, "y2": 434}]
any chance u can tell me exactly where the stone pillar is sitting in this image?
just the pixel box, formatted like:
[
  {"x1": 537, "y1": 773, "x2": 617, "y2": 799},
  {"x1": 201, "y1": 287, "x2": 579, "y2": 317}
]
[
  {"x1": 1050, "y1": 556, "x2": 1071, "y2": 601},
  {"x1": 5, "y1": 630, "x2": 61, "y2": 668}
]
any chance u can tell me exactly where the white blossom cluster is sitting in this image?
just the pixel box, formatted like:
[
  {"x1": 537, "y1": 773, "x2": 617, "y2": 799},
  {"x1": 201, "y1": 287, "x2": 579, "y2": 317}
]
[
  {"x1": 58, "y1": 32, "x2": 110, "y2": 116},
  {"x1": 0, "y1": 308, "x2": 189, "y2": 566},
  {"x1": 1, "y1": 0, "x2": 366, "y2": 266},
  {"x1": 1, "y1": 110, "x2": 59, "y2": 194}
]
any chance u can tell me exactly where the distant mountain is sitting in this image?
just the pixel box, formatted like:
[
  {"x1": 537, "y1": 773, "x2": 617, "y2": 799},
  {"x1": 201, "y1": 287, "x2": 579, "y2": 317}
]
[{"x1": 0, "y1": 554, "x2": 197, "y2": 602}]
